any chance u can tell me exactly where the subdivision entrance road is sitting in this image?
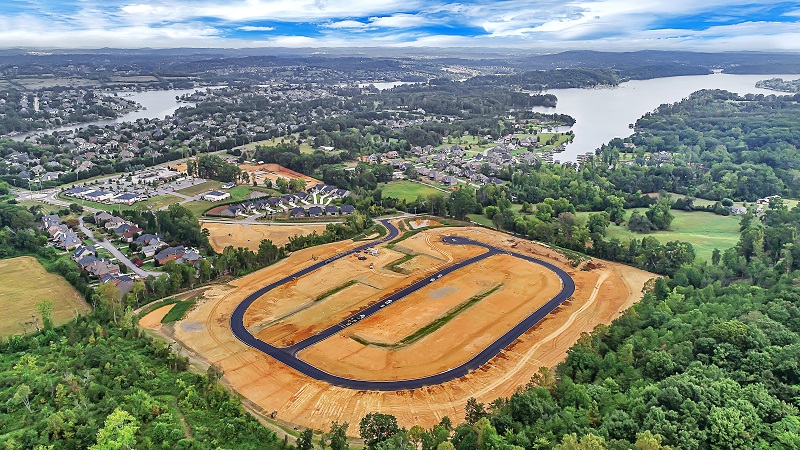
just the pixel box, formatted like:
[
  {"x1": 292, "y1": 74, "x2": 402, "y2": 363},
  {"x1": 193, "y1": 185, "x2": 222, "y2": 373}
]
[{"x1": 230, "y1": 220, "x2": 576, "y2": 391}]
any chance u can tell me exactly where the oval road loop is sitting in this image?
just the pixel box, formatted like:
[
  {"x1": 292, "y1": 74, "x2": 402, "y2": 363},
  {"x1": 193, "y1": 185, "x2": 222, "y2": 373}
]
[{"x1": 229, "y1": 220, "x2": 576, "y2": 391}]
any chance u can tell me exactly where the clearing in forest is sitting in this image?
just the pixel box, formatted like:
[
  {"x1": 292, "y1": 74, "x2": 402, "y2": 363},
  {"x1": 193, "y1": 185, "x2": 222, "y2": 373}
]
[{"x1": 0, "y1": 256, "x2": 90, "y2": 337}]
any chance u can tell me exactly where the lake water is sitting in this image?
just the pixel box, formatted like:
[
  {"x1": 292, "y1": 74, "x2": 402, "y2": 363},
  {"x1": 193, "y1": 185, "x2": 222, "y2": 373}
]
[
  {"x1": 11, "y1": 74, "x2": 797, "y2": 160},
  {"x1": 531, "y1": 73, "x2": 798, "y2": 162},
  {"x1": 10, "y1": 87, "x2": 207, "y2": 141}
]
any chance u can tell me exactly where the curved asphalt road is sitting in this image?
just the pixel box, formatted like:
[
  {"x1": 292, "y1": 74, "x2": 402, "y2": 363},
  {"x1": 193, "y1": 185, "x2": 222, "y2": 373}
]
[{"x1": 230, "y1": 219, "x2": 576, "y2": 390}]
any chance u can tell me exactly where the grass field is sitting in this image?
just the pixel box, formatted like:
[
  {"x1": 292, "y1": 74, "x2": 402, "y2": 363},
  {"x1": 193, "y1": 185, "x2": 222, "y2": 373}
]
[
  {"x1": 380, "y1": 180, "x2": 443, "y2": 202},
  {"x1": 176, "y1": 180, "x2": 224, "y2": 197},
  {"x1": 238, "y1": 137, "x2": 318, "y2": 154},
  {"x1": 595, "y1": 209, "x2": 741, "y2": 261},
  {"x1": 0, "y1": 256, "x2": 90, "y2": 337},
  {"x1": 181, "y1": 185, "x2": 280, "y2": 217},
  {"x1": 161, "y1": 300, "x2": 195, "y2": 323},
  {"x1": 137, "y1": 194, "x2": 183, "y2": 210}
]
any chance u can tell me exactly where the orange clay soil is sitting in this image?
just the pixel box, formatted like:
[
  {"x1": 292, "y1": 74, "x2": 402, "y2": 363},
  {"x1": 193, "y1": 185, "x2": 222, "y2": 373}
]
[
  {"x1": 170, "y1": 223, "x2": 656, "y2": 433},
  {"x1": 239, "y1": 163, "x2": 322, "y2": 190},
  {"x1": 138, "y1": 304, "x2": 175, "y2": 331},
  {"x1": 243, "y1": 239, "x2": 486, "y2": 347},
  {"x1": 201, "y1": 221, "x2": 331, "y2": 252},
  {"x1": 299, "y1": 254, "x2": 562, "y2": 380}
]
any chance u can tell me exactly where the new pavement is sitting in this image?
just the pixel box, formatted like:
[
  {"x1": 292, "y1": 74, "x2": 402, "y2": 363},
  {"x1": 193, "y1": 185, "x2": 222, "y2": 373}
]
[{"x1": 230, "y1": 220, "x2": 576, "y2": 390}]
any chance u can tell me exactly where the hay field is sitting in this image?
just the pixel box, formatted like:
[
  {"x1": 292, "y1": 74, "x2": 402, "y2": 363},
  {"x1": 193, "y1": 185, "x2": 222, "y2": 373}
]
[{"x1": 0, "y1": 257, "x2": 90, "y2": 337}]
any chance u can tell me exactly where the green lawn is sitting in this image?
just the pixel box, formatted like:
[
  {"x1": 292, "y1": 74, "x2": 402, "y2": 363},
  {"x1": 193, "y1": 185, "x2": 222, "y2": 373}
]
[
  {"x1": 241, "y1": 136, "x2": 319, "y2": 154},
  {"x1": 176, "y1": 180, "x2": 224, "y2": 197},
  {"x1": 380, "y1": 180, "x2": 443, "y2": 202},
  {"x1": 182, "y1": 200, "x2": 217, "y2": 217},
  {"x1": 594, "y1": 209, "x2": 742, "y2": 262},
  {"x1": 137, "y1": 194, "x2": 183, "y2": 210},
  {"x1": 467, "y1": 213, "x2": 494, "y2": 227},
  {"x1": 181, "y1": 185, "x2": 279, "y2": 217}
]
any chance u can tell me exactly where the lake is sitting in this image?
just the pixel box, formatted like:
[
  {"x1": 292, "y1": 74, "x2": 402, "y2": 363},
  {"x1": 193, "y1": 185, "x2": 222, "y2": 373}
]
[
  {"x1": 11, "y1": 74, "x2": 797, "y2": 159},
  {"x1": 531, "y1": 73, "x2": 798, "y2": 162},
  {"x1": 10, "y1": 87, "x2": 208, "y2": 141}
]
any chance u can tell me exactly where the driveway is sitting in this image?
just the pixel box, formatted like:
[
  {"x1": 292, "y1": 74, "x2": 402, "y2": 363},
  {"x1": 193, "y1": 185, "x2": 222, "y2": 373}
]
[{"x1": 78, "y1": 219, "x2": 161, "y2": 279}]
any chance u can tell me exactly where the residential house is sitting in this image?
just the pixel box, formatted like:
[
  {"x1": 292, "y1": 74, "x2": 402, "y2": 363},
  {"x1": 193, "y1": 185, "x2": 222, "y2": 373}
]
[
  {"x1": 40, "y1": 214, "x2": 61, "y2": 230},
  {"x1": 72, "y1": 244, "x2": 95, "y2": 262},
  {"x1": 85, "y1": 258, "x2": 120, "y2": 278},
  {"x1": 155, "y1": 246, "x2": 186, "y2": 265},
  {"x1": 94, "y1": 211, "x2": 114, "y2": 223},
  {"x1": 57, "y1": 231, "x2": 82, "y2": 250},
  {"x1": 290, "y1": 207, "x2": 306, "y2": 218}
]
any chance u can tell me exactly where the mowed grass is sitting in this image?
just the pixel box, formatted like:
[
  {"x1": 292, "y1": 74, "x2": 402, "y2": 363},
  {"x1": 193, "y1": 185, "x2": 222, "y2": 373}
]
[
  {"x1": 239, "y1": 137, "x2": 318, "y2": 154},
  {"x1": 380, "y1": 180, "x2": 443, "y2": 202},
  {"x1": 599, "y1": 209, "x2": 742, "y2": 262},
  {"x1": 176, "y1": 180, "x2": 224, "y2": 197},
  {"x1": 181, "y1": 185, "x2": 279, "y2": 217},
  {"x1": 137, "y1": 194, "x2": 183, "y2": 210},
  {"x1": 0, "y1": 256, "x2": 90, "y2": 337}
]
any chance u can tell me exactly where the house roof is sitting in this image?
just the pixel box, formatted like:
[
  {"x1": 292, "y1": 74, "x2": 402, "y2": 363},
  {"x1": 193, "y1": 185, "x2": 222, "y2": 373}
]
[
  {"x1": 155, "y1": 246, "x2": 185, "y2": 262},
  {"x1": 134, "y1": 233, "x2": 160, "y2": 244}
]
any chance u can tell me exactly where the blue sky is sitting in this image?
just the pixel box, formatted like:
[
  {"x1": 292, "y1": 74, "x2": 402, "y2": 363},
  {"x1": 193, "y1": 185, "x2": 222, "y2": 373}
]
[{"x1": 1, "y1": 0, "x2": 799, "y2": 50}]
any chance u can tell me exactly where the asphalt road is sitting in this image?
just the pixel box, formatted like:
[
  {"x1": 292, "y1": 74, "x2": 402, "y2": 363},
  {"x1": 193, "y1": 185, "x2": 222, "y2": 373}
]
[
  {"x1": 78, "y1": 218, "x2": 162, "y2": 278},
  {"x1": 229, "y1": 220, "x2": 576, "y2": 391}
]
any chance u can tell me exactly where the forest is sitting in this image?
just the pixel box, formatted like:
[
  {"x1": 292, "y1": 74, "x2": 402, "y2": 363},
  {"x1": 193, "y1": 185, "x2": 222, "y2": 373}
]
[
  {"x1": 318, "y1": 196, "x2": 800, "y2": 450},
  {"x1": 621, "y1": 90, "x2": 800, "y2": 200},
  {"x1": 0, "y1": 313, "x2": 280, "y2": 449}
]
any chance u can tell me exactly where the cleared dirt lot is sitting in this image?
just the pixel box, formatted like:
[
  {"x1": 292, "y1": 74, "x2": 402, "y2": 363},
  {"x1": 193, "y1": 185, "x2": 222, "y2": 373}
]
[
  {"x1": 201, "y1": 221, "x2": 331, "y2": 251},
  {"x1": 169, "y1": 222, "x2": 655, "y2": 432},
  {"x1": 300, "y1": 254, "x2": 562, "y2": 380},
  {"x1": 240, "y1": 163, "x2": 322, "y2": 190},
  {"x1": 139, "y1": 304, "x2": 174, "y2": 332}
]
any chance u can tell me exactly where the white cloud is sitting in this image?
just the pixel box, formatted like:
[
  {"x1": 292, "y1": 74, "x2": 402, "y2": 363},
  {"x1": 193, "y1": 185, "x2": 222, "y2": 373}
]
[
  {"x1": 196, "y1": 0, "x2": 424, "y2": 23},
  {"x1": 368, "y1": 13, "x2": 428, "y2": 28},
  {"x1": 0, "y1": 0, "x2": 797, "y2": 50},
  {"x1": 321, "y1": 20, "x2": 370, "y2": 29},
  {"x1": 238, "y1": 26, "x2": 275, "y2": 31}
]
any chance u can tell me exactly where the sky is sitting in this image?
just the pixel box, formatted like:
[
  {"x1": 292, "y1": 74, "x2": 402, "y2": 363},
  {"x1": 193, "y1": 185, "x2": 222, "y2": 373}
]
[{"x1": 1, "y1": 0, "x2": 800, "y2": 51}]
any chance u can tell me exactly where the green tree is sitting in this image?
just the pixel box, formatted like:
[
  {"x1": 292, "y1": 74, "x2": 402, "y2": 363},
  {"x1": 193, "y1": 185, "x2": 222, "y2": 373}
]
[
  {"x1": 90, "y1": 408, "x2": 138, "y2": 450},
  {"x1": 555, "y1": 433, "x2": 607, "y2": 450},
  {"x1": 298, "y1": 428, "x2": 315, "y2": 450},
  {"x1": 328, "y1": 422, "x2": 349, "y2": 450},
  {"x1": 465, "y1": 398, "x2": 486, "y2": 424},
  {"x1": 360, "y1": 413, "x2": 400, "y2": 449},
  {"x1": 36, "y1": 300, "x2": 53, "y2": 329},
  {"x1": 449, "y1": 188, "x2": 478, "y2": 221},
  {"x1": 9, "y1": 384, "x2": 32, "y2": 413},
  {"x1": 97, "y1": 282, "x2": 122, "y2": 323},
  {"x1": 635, "y1": 431, "x2": 673, "y2": 450}
]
